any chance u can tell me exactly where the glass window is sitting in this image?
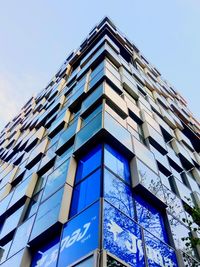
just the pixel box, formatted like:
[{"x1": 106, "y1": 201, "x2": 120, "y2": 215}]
[
  {"x1": 104, "y1": 168, "x2": 134, "y2": 218},
  {"x1": 103, "y1": 201, "x2": 145, "y2": 266},
  {"x1": 9, "y1": 175, "x2": 32, "y2": 207},
  {"x1": 81, "y1": 104, "x2": 102, "y2": 127},
  {"x1": 104, "y1": 144, "x2": 130, "y2": 183},
  {"x1": 137, "y1": 159, "x2": 165, "y2": 201},
  {"x1": 75, "y1": 145, "x2": 102, "y2": 183},
  {"x1": 0, "y1": 240, "x2": 12, "y2": 264},
  {"x1": 81, "y1": 84, "x2": 103, "y2": 114},
  {"x1": 0, "y1": 205, "x2": 24, "y2": 239},
  {"x1": 9, "y1": 216, "x2": 35, "y2": 257},
  {"x1": 24, "y1": 191, "x2": 43, "y2": 220},
  {"x1": 57, "y1": 120, "x2": 78, "y2": 151},
  {"x1": 74, "y1": 257, "x2": 94, "y2": 267},
  {"x1": 135, "y1": 195, "x2": 168, "y2": 243},
  {"x1": 55, "y1": 145, "x2": 73, "y2": 168},
  {"x1": 144, "y1": 230, "x2": 178, "y2": 267},
  {"x1": 31, "y1": 237, "x2": 60, "y2": 267},
  {"x1": 58, "y1": 202, "x2": 99, "y2": 267},
  {"x1": 90, "y1": 61, "x2": 104, "y2": 80},
  {"x1": 30, "y1": 188, "x2": 63, "y2": 240},
  {"x1": 0, "y1": 249, "x2": 24, "y2": 267},
  {"x1": 168, "y1": 214, "x2": 196, "y2": 258},
  {"x1": 42, "y1": 159, "x2": 69, "y2": 202},
  {"x1": 132, "y1": 137, "x2": 158, "y2": 174},
  {"x1": 172, "y1": 177, "x2": 194, "y2": 207},
  {"x1": 70, "y1": 169, "x2": 101, "y2": 217},
  {"x1": 75, "y1": 113, "x2": 102, "y2": 151},
  {"x1": 104, "y1": 112, "x2": 132, "y2": 152},
  {"x1": 163, "y1": 186, "x2": 186, "y2": 222},
  {"x1": 0, "y1": 192, "x2": 13, "y2": 217},
  {"x1": 170, "y1": 166, "x2": 183, "y2": 182}
]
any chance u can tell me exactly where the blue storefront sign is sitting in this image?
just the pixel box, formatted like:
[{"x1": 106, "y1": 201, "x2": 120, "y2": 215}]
[
  {"x1": 31, "y1": 237, "x2": 60, "y2": 267},
  {"x1": 104, "y1": 201, "x2": 145, "y2": 266},
  {"x1": 58, "y1": 201, "x2": 99, "y2": 267}
]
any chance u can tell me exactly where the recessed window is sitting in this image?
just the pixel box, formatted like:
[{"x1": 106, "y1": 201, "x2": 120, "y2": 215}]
[
  {"x1": 75, "y1": 145, "x2": 102, "y2": 183},
  {"x1": 70, "y1": 169, "x2": 101, "y2": 217},
  {"x1": 104, "y1": 144, "x2": 130, "y2": 183}
]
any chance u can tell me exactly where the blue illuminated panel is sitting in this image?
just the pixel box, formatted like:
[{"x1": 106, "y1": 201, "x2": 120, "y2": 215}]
[
  {"x1": 144, "y1": 230, "x2": 178, "y2": 267},
  {"x1": 75, "y1": 145, "x2": 102, "y2": 183},
  {"x1": 104, "y1": 201, "x2": 145, "y2": 266},
  {"x1": 70, "y1": 169, "x2": 101, "y2": 217},
  {"x1": 31, "y1": 237, "x2": 60, "y2": 267},
  {"x1": 58, "y1": 202, "x2": 99, "y2": 267},
  {"x1": 104, "y1": 144, "x2": 130, "y2": 183}
]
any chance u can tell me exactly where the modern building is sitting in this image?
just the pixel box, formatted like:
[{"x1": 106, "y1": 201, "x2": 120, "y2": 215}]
[{"x1": 0, "y1": 17, "x2": 200, "y2": 267}]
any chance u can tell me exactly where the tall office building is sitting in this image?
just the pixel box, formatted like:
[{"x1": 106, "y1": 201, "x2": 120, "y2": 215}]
[{"x1": 0, "y1": 17, "x2": 199, "y2": 267}]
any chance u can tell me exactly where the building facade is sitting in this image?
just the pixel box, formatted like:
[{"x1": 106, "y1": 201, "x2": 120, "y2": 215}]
[{"x1": 0, "y1": 17, "x2": 200, "y2": 267}]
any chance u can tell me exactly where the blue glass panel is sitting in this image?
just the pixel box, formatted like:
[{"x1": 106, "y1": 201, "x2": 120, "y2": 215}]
[
  {"x1": 70, "y1": 169, "x2": 101, "y2": 217},
  {"x1": 75, "y1": 145, "x2": 102, "y2": 183},
  {"x1": 58, "y1": 202, "x2": 99, "y2": 267},
  {"x1": 0, "y1": 205, "x2": 24, "y2": 239},
  {"x1": 0, "y1": 240, "x2": 12, "y2": 264},
  {"x1": 135, "y1": 195, "x2": 168, "y2": 243},
  {"x1": 0, "y1": 192, "x2": 13, "y2": 217},
  {"x1": 31, "y1": 237, "x2": 60, "y2": 267},
  {"x1": 104, "y1": 201, "x2": 145, "y2": 266},
  {"x1": 74, "y1": 113, "x2": 102, "y2": 151},
  {"x1": 81, "y1": 104, "x2": 102, "y2": 127},
  {"x1": 42, "y1": 159, "x2": 69, "y2": 201},
  {"x1": 144, "y1": 230, "x2": 178, "y2": 267},
  {"x1": 104, "y1": 168, "x2": 134, "y2": 218},
  {"x1": 0, "y1": 249, "x2": 24, "y2": 267},
  {"x1": 9, "y1": 216, "x2": 35, "y2": 256},
  {"x1": 30, "y1": 188, "x2": 63, "y2": 240},
  {"x1": 75, "y1": 257, "x2": 94, "y2": 266},
  {"x1": 104, "y1": 144, "x2": 130, "y2": 183}
]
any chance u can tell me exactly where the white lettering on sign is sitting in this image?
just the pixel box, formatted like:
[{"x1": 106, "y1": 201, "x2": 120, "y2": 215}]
[
  {"x1": 107, "y1": 220, "x2": 143, "y2": 258},
  {"x1": 107, "y1": 220, "x2": 175, "y2": 267},
  {"x1": 60, "y1": 222, "x2": 91, "y2": 251},
  {"x1": 34, "y1": 217, "x2": 95, "y2": 267}
]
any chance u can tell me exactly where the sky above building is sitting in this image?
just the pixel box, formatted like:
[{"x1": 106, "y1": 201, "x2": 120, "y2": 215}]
[{"x1": 0, "y1": 0, "x2": 199, "y2": 130}]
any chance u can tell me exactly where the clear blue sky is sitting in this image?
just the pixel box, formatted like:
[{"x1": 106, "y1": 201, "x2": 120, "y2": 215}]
[{"x1": 0, "y1": 0, "x2": 199, "y2": 130}]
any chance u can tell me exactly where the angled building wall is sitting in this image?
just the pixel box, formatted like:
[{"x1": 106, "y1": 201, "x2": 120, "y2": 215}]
[{"x1": 0, "y1": 17, "x2": 200, "y2": 267}]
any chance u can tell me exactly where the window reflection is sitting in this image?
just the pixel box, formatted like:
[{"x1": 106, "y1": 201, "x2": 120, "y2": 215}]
[
  {"x1": 168, "y1": 214, "x2": 197, "y2": 258},
  {"x1": 137, "y1": 159, "x2": 164, "y2": 201},
  {"x1": 104, "y1": 168, "x2": 134, "y2": 218},
  {"x1": 144, "y1": 230, "x2": 178, "y2": 267},
  {"x1": 70, "y1": 169, "x2": 101, "y2": 217},
  {"x1": 9, "y1": 216, "x2": 35, "y2": 257},
  {"x1": 0, "y1": 205, "x2": 24, "y2": 239},
  {"x1": 135, "y1": 195, "x2": 168, "y2": 243},
  {"x1": 75, "y1": 145, "x2": 102, "y2": 183},
  {"x1": 0, "y1": 240, "x2": 12, "y2": 264},
  {"x1": 42, "y1": 159, "x2": 69, "y2": 202},
  {"x1": 163, "y1": 186, "x2": 186, "y2": 222},
  {"x1": 104, "y1": 201, "x2": 145, "y2": 266},
  {"x1": 30, "y1": 188, "x2": 64, "y2": 240},
  {"x1": 104, "y1": 144, "x2": 130, "y2": 183}
]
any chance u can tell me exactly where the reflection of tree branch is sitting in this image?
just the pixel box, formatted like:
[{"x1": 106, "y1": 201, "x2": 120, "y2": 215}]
[
  {"x1": 180, "y1": 197, "x2": 200, "y2": 266},
  {"x1": 139, "y1": 169, "x2": 163, "y2": 198}
]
